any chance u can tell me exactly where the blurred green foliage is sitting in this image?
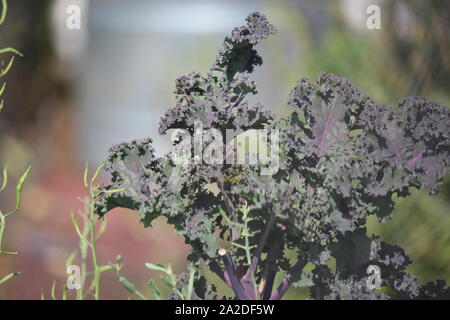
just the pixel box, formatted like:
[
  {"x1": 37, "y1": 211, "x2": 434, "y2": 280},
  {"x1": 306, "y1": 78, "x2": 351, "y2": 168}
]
[{"x1": 368, "y1": 177, "x2": 450, "y2": 285}]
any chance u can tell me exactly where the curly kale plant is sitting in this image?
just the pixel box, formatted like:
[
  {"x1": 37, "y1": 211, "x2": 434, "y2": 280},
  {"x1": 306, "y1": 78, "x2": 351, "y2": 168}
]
[{"x1": 96, "y1": 12, "x2": 450, "y2": 300}]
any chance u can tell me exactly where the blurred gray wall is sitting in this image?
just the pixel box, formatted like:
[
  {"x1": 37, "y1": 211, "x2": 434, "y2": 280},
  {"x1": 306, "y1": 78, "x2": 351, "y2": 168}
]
[{"x1": 52, "y1": 0, "x2": 326, "y2": 164}]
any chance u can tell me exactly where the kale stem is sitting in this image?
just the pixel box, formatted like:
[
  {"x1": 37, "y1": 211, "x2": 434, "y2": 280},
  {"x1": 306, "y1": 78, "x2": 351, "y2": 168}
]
[
  {"x1": 242, "y1": 207, "x2": 259, "y2": 300},
  {"x1": 219, "y1": 250, "x2": 248, "y2": 300},
  {"x1": 270, "y1": 257, "x2": 308, "y2": 300},
  {"x1": 261, "y1": 233, "x2": 283, "y2": 299},
  {"x1": 240, "y1": 209, "x2": 276, "y2": 300},
  {"x1": 209, "y1": 261, "x2": 232, "y2": 287},
  {"x1": 249, "y1": 211, "x2": 276, "y2": 274}
]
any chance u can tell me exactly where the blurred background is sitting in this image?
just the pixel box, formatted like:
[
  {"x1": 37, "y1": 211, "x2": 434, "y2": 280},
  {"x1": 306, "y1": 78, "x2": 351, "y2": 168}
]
[{"x1": 0, "y1": 0, "x2": 449, "y2": 299}]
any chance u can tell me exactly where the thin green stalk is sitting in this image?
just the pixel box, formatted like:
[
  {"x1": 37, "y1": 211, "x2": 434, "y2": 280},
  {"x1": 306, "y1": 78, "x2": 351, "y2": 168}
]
[
  {"x1": 0, "y1": 0, "x2": 28, "y2": 289},
  {"x1": 89, "y1": 188, "x2": 101, "y2": 300},
  {"x1": 74, "y1": 207, "x2": 89, "y2": 300},
  {"x1": 69, "y1": 163, "x2": 108, "y2": 300},
  {"x1": 241, "y1": 207, "x2": 259, "y2": 300},
  {"x1": 220, "y1": 203, "x2": 260, "y2": 299},
  {"x1": 0, "y1": 0, "x2": 7, "y2": 26},
  {"x1": 0, "y1": 166, "x2": 30, "y2": 256},
  {"x1": 0, "y1": 211, "x2": 5, "y2": 253},
  {"x1": 85, "y1": 161, "x2": 108, "y2": 300},
  {"x1": 64, "y1": 161, "x2": 125, "y2": 300},
  {"x1": 78, "y1": 210, "x2": 89, "y2": 300},
  {"x1": 0, "y1": 271, "x2": 21, "y2": 286}
]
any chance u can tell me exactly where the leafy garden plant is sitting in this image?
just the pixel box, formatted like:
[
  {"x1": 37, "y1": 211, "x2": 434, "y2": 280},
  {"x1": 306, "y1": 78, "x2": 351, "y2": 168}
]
[
  {"x1": 96, "y1": 12, "x2": 450, "y2": 299},
  {"x1": 0, "y1": 0, "x2": 30, "y2": 287}
]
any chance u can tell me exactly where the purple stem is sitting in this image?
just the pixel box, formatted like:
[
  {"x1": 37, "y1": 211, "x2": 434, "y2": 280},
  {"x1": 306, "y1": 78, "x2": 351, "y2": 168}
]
[
  {"x1": 221, "y1": 252, "x2": 248, "y2": 300},
  {"x1": 409, "y1": 154, "x2": 422, "y2": 166},
  {"x1": 387, "y1": 138, "x2": 403, "y2": 162},
  {"x1": 218, "y1": 180, "x2": 237, "y2": 217},
  {"x1": 318, "y1": 98, "x2": 337, "y2": 153},
  {"x1": 240, "y1": 212, "x2": 276, "y2": 299},
  {"x1": 240, "y1": 277, "x2": 257, "y2": 300},
  {"x1": 248, "y1": 212, "x2": 276, "y2": 274},
  {"x1": 270, "y1": 257, "x2": 308, "y2": 300},
  {"x1": 209, "y1": 261, "x2": 232, "y2": 288},
  {"x1": 261, "y1": 234, "x2": 283, "y2": 299}
]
